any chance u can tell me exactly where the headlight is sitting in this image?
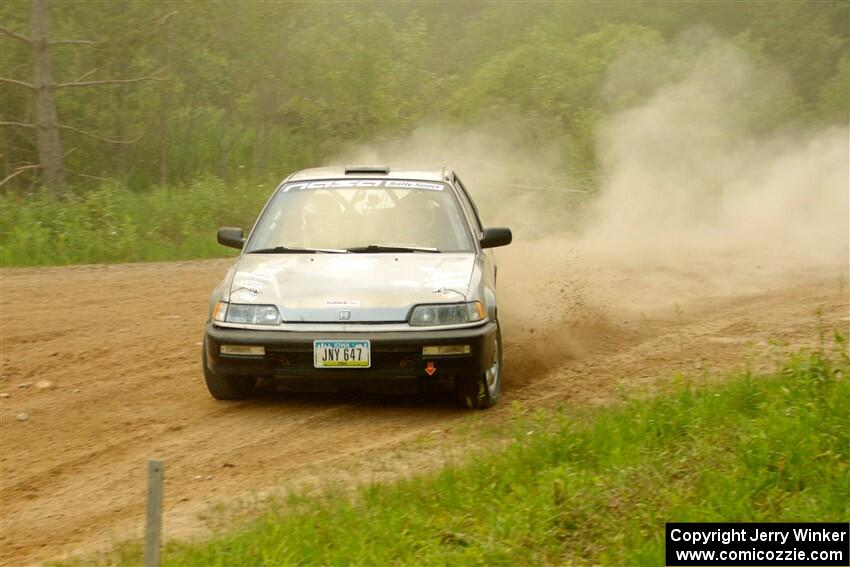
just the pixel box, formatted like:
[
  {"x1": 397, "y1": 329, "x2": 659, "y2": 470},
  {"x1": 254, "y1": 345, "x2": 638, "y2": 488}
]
[
  {"x1": 213, "y1": 301, "x2": 280, "y2": 325},
  {"x1": 409, "y1": 301, "x2": 486, "y2": 326}
]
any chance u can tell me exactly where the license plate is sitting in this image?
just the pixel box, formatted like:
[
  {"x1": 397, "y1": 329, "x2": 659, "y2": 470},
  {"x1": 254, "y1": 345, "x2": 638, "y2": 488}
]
[{"x1": 313, "y1": 340, "x2": 370, "y2": 368}]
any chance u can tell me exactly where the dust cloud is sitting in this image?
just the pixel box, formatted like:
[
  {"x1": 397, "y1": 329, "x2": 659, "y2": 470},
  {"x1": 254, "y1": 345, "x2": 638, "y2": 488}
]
[
  {"x1": 588, "y1": 37, "x2": 848, "y2": 279},
  {"x1": 564, "y1": 36, "x2": 848, "y2": 319},
  {"x1": 334, "y1": 35, "x2": 849, "y2": 354}
]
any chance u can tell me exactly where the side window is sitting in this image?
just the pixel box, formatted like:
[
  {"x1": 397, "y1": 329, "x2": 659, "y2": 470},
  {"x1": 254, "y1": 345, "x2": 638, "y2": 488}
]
[{"x1": 453, "y1": 174, "x2": 484, "y2": 233}]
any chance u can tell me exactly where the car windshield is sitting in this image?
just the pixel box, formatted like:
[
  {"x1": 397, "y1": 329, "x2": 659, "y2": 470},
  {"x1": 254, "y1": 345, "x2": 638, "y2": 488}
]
[{"x1": 245, "y1": 179, "x2": 474, "y2": 253}]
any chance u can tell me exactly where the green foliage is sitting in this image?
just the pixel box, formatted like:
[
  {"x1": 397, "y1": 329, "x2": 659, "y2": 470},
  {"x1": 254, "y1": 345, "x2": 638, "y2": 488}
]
[
  {"x1": 1, "y1": 1, "x2": 846, "y2": 267},
  {"x1": 62, "y1": 340, "x2": 849, "y2": 566},
  {"x1": 1, "y1": 0, "x2": 847, "y2": 191},
  {"x1": 0, "y1": 179, "x2": 270, "y2": 265}
]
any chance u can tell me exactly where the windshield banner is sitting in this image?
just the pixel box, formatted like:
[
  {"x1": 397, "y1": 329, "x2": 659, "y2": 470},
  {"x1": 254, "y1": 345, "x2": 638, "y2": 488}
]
[{"x1": 282, "y1": 179, "x2": 445, "y2": 192}]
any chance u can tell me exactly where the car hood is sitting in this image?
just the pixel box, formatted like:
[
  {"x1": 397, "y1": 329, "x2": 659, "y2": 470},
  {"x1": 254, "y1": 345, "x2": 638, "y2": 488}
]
[{"x1": 226, "y1": 253, "x2": 475, "y2": 323}]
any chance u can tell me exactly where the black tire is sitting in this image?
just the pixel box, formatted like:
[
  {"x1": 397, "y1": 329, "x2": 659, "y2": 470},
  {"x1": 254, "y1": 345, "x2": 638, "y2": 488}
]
[
  {"x1": 201, "y1": 343, "x2": 256, "y2": 400},
  {"x1": 455, "y1": 323, "x2": 502, "y2": 409}
]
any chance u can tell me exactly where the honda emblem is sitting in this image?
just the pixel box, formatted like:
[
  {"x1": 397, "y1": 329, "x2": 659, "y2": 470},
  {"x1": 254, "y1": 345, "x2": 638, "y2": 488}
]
[{"x1": 338, "y1": 310, "x2": 351, "y2": 320}]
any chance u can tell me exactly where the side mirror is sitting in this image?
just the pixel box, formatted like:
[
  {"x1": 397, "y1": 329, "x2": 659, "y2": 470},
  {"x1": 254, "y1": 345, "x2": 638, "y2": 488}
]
[
  {"x1": 480, "y1": 227, "x2": 512, "y2": 249},
  {"x1": 217, "y1": 227, "x2": 244, "y2": 249}
]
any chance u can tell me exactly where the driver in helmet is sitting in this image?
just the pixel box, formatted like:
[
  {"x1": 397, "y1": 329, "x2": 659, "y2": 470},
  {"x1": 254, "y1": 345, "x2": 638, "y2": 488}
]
[{"x1": 396, "y1": 191, "x2": 440, "y2": 249}]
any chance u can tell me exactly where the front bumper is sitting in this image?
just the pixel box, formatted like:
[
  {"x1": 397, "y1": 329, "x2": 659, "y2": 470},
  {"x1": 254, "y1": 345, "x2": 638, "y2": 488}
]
[{"x1": 203, "y1": 321, "x2": 498, "y2": 394}]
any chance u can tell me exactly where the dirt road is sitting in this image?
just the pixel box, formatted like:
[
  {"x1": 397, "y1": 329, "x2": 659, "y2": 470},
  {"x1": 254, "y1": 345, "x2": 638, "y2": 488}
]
[{"x1": 1, "y1": 242, "x2": 847, "y2": 565}]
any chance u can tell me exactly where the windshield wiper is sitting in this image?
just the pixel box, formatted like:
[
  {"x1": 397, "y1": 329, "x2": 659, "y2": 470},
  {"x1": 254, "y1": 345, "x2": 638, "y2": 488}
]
[
  {"x1": 247, "y1": 246, "x2": 348, "y2": 254},
  {"x1": 345, "y1": 244, "x2": 440, "y2": 253}
]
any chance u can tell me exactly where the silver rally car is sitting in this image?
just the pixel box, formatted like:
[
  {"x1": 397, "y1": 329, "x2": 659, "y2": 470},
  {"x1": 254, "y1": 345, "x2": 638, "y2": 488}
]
[{"x1": 203, "y1": 165, "x2": 512, "y2": 408}]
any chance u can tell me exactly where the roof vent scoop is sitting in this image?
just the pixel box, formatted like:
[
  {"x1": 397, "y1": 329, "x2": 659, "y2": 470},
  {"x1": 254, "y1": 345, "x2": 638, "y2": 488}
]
[{"x1": 344, "y1": 165, "x2": 390, "y2": 175}]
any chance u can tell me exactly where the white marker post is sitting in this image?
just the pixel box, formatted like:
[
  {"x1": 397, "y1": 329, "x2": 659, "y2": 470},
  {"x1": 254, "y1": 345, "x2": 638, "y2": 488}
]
[{"x1": 144, "y1": 459, "x2": 164, "y2": 567}]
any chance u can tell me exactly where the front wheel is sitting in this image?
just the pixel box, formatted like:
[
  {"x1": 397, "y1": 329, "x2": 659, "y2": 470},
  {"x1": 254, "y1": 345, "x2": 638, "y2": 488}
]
[
  {"x1": 202, "y1": 343, "x2": 256, "y2": 400},
  {"x1": 455, "y1": 323, "x2": 502, "y2": 409}
]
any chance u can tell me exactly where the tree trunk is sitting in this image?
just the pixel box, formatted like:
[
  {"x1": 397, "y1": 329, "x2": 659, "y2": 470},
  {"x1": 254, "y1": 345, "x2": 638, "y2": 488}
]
[{"x1": 31, "y1": 0, "x2": 65, "y2": 195}]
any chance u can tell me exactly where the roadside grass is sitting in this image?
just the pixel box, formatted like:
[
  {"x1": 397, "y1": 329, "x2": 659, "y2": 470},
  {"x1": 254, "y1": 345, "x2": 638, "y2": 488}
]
[
  {"x1": 0, "y1": 179, "x2": 271, "y2": 267},
  {"x1": 63, "y1": 335, "x2": 848, "y2": 566}
]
